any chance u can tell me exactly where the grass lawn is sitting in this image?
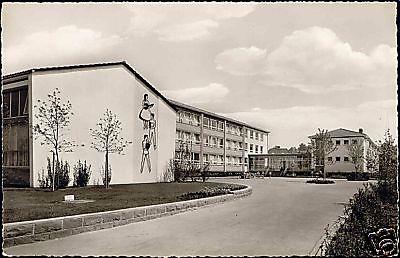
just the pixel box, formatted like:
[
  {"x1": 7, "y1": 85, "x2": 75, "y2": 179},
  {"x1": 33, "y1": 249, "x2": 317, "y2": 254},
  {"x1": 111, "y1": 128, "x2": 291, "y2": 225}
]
[{"x1": 3, "y1": 182, "x2": 242, "y2": 223}]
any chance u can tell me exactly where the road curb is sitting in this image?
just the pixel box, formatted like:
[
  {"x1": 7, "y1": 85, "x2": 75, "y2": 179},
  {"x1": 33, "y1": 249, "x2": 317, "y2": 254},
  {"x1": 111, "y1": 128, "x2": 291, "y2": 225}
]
[{"x1": 3, "y1": 184, "x2": 252, "y2": 247}]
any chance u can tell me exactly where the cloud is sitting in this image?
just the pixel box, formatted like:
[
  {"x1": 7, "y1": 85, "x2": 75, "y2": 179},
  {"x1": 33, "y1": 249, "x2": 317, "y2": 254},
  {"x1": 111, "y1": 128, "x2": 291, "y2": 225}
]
[
  {"x1": 224, "y1": 99, "x2": 397, "y2": 147},
  {"x1": 128, "y1": 3, "x2": 256, "y2": 42},
  {"x1": 264, "y1": 27, "x2": 396, "y2": 93},
  {"x1": 215, "y1": 46, "x2": 267, "y2": 75},
  {"x1": 156, "y1": 19, "x2": 219, "y2": 42},
  {"x1": 163, "y1": 83, "x2": 229, "y2": 104},
  {"x1": 4, "y1": 25, "x2": 122, "y2": 72},
  {"x1": 215, "y1": 26, "x2": 396, "y2": 93}
]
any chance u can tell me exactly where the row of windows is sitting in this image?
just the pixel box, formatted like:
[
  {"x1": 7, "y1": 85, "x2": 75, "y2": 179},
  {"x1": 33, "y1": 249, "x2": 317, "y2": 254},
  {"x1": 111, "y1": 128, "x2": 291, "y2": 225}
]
[
  {"x1": 174, "y1": 152, "x2": 244, "y2": 165},
  {"x1": 247, "y1": 130, "x2": 264, "y2": 141},
  {"x1": 3, "y1": 89, "x2": 29, "y2": 118},
  {"x1": 176, "y1": 110, "x2": 267, "y2": 141},
  {"x1": 328, "y1": 156, "x2": 350, "y2": 162},
  {"x1": 335, "y1": 139, "x2": 359, "y2": 145},
  {"x1": 175, "y1": 130, "x2": 244, "y2": 150},
  {"x1": 246, "y1": 143, "x2": 264, "y2": 154},
  {"x1": 176, "y1": 131, "x2": 201, "y2": 144}
]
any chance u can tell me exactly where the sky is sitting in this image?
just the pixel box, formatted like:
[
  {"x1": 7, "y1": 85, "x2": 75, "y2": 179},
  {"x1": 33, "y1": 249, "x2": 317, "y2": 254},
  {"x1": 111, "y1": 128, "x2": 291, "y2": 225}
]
[{"x1": 2, "y1": 2, "x2": 397, "y2": 148}]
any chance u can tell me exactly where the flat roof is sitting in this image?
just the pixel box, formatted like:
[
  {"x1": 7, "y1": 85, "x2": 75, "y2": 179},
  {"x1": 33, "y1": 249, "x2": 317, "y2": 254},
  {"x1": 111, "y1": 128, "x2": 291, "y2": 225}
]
[
  {"x1": 169, "y1": 99, "x2": 270, "y2": 134},
  {"x1": 2, "y1": 61, "x2": 177, "y2": 112}
]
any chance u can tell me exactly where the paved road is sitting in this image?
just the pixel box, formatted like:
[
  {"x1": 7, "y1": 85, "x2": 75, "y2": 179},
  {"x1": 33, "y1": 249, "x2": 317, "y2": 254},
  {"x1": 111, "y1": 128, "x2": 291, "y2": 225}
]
[{"x1": 4, "y1": 177, "x2": 365, "y2": 256}]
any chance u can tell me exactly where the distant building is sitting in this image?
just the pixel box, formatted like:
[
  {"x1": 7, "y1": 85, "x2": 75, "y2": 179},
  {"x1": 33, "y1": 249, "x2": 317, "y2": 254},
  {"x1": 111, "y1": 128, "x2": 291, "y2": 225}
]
[
  {"x1": 249, "y1": 146, "x2": 311, "y2": 176},
  {"x1": 309, "y1": 128, "x2": 378, "y2": 176},
  {"x1": 171, "y1": 100, "x2": 270, "y2": 175}
]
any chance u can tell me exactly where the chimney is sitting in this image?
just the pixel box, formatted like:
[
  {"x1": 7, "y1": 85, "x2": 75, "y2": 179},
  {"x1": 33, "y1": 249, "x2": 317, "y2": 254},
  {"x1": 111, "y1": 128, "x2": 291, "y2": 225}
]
[{"x1": 359, "y1": 128, "x2": 363, "y2": 134}]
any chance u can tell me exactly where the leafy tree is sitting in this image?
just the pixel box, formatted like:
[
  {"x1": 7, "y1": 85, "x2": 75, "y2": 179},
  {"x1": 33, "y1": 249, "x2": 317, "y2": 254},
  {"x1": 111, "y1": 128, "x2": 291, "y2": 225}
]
[
  {"x1": 311, "y1": 128, "x2": 337, "y2": 180},
  {"x1": 33, "y1": 88, "x2": 75, "y2": 191},
  {"x1": 73, "y1": 160, "x2": 91, "y2": 187},
  {"x1": 89, "y1": 109, "x2": 131, "y2": 188},
  {"x1": 366, "y1": 148, "x2": 379, "y2": 174},
  {"x1": 378, "y1": 129, "x2": 397, "y2": 185},
  {"x1": 347, "y1": 140, "x2": 364, "y2": 178}
]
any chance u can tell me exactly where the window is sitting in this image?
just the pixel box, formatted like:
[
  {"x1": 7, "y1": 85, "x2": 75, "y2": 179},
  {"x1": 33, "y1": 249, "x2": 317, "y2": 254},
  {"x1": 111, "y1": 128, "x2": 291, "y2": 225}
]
[
  {"x1": 245, "y1": 143, "x2": 248, "y2": 150},
  {"x1": 260, "y1": 133, "x2": 263, "y2": 141},
  {"x1": 203, "y1": 117, "x2": 209, "y2": 128},
  {"x1": 335, "y1": 140, "x2": 340, "y2": 145},
  {"x1": 218, "y1": 121, "x2": 224, "y2": 131},
  {"x1": 219, "y1": 138, "x2": 224, "y2": 148},
  {"x1": 336, "y1": 157, "x2": 341, "y2": 162},
  {"x1": 250, "y1": 130, "x2": 254, "y2": 139},
  {"x1": 217, "y1": 155, "x2": 223, "y2": 164},
  {"x1": 11, "y1": 91, "x2": 19, "y2": 117},
  {"x1": 255, "y1": 132, "x2": 259, "y2": 140},
  {"x1": 260, "y1": 146, "x2": 263, "y2": 154},
  {"x1": 210, "y1": 119, "x2": 217, "y2": 130},
  {"x1": 250, "y1": 144, "x2": 254, "y2": 153},
  {"x1": 204, "y1": 135, "x2": 209, "y2": 146},
  {"x1": 212, "y1": 137, "x2": 217, "y2": 147},
  {"x1": 352, "y1": 139, "x2": 358, "y2": 144},
  {"x1": 344, "y1": 140, "x2": 349, "y2": 145},
  {"x1": 328, "y1": 157, "x2": 333, "y2": 161},
  {"x1": 344, "y1": 157, "x2": 349, "y2": 162},
  {"x1": 255, "y1": 145, "x2": 258, "y2": 153},
  {"x1": 194, "y1": 134, "x2": 200, "y2": 144},
  {"x1": 245, "y1": 129, "x2": 248, "y2": 138},
  {"x1": 192, "y1": 114, "x2": 200, "y2": 125},
  {"x1": 3, "y1": 92, "x2": 10, "y2": 118},
  {"x1": 203, "y1": 154, "x2": 209, "y2": 163}
]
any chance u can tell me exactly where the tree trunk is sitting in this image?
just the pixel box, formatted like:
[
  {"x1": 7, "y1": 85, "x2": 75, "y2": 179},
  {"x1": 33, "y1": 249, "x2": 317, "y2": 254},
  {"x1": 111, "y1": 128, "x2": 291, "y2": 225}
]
[
  {"x1": 54, "y1": 149, "x2": 59, "y2": 192},
  {"x1": 52, "y1": 152, "x2": 55, "y2": 191},
  {"x1": 105, "y1": 150, "x2": 109, "y2": 189}
]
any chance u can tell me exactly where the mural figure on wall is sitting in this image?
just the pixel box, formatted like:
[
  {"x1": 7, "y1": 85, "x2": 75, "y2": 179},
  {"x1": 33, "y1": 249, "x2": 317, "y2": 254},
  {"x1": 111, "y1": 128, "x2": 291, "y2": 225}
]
[
  {"x1": 139, "y1": 94, "x2": 154, "y2": 130},
  {"x1": 138, "y1": 94, "x2": 158, "y2": 173},
  {"x1": 149, "y1": 113, "x2": 157, "y2": 149},
  {"x1": 140, "y1": 134, "x2": 152, "y2": 173}
]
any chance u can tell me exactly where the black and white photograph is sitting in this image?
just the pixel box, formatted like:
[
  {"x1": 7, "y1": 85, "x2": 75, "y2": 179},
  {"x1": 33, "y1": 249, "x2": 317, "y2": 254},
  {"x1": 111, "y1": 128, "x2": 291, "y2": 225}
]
[{"x1": 1, "y1": 2, "x2": 398, "y2": 256}]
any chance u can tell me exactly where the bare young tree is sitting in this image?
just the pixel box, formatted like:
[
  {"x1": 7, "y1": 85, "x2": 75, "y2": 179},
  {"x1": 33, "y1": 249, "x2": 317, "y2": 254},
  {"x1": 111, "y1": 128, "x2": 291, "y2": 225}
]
[
  {"x1": 89, "y1": 109, "x2": 131, "y2": 188},
  {"x1": 347, "y1": 140, "x2": 365, "y2": 178},
  {"x1": 33, "y1": 88, "x2": 75, "y2": 191},
  {"x1": 311, "y1": 128, "x2": 337, "y2": 180}
]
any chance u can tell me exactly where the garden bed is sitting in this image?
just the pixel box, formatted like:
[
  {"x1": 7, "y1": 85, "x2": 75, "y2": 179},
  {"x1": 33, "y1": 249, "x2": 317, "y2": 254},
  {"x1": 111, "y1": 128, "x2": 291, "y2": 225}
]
[{"x1": 3, "y1": 182, "x2": 244, "y2": 223}]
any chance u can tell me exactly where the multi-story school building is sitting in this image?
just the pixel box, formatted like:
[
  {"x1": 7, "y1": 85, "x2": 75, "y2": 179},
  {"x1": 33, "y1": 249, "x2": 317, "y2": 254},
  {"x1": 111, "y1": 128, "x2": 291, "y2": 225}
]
[{"x1": 2, "y1": 61, "x2": 270, "y2": 187}]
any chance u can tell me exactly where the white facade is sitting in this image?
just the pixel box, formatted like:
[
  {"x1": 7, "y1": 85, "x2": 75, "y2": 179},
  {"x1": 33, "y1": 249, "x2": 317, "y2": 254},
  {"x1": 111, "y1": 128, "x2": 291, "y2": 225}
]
[
  {"x1": 30, "y1": 64, "x2": 176, "y2": 187},
  {"x1": 310, "y1": 128, "x2": 378, "y2": 174}
]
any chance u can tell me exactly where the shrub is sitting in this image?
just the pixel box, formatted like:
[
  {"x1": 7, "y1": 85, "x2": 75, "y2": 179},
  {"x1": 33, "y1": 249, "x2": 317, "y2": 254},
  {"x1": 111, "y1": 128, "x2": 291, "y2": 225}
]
[
  {"x1": 306, "y1": 179, "x2": 335, "y2": 184},
  {"x1": 73, "y1": 160, "x2": 91, "y2": 187},
  {"x1": 323, "y1": 130, "x2": 398, "y2": 256},
  {"x1": 178, "y1": 184, "x2": 246, "y2": 201},
  {"x1": 346, "y1": 172, "x2": 369, "y2": 181},
  {"x1": 37, "y1": 157, "x2": 70, "y2": 189},
  {"x1": 57, "y1": 160, "x2": 70, "y2": 189}
]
